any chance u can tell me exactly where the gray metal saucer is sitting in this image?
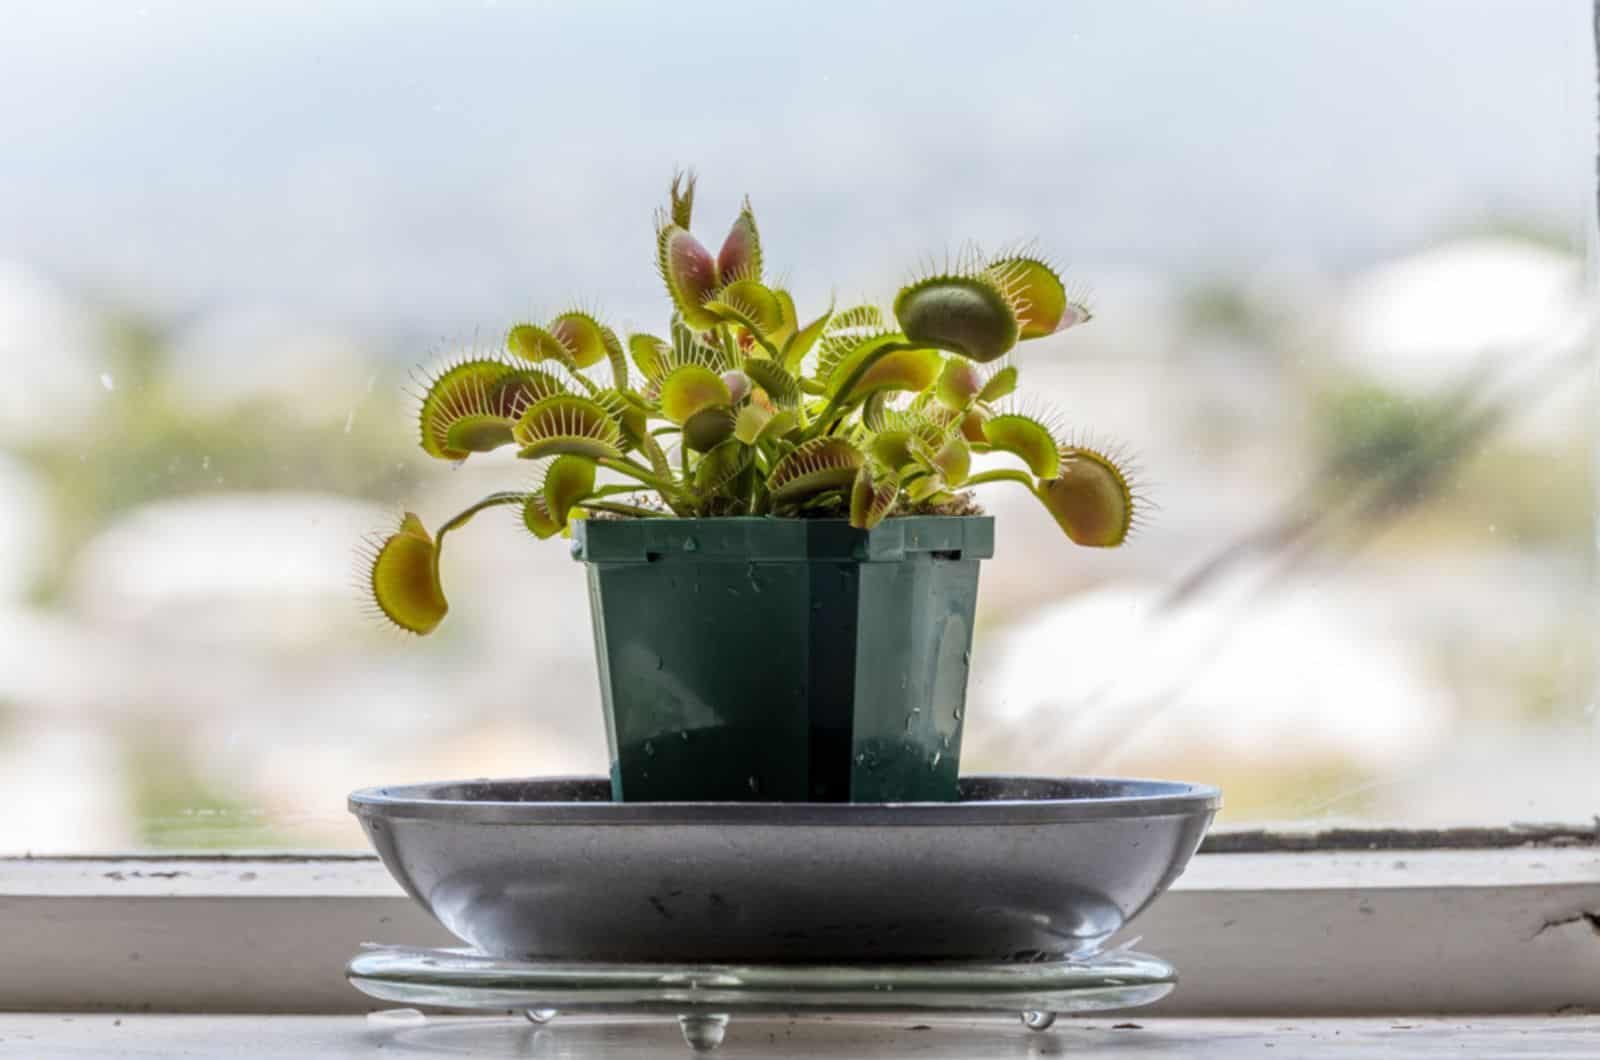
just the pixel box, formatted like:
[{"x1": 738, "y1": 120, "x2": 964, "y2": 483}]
[
  {"x1": 349, "y1": 775, "x2": 1219, "y2": 965},
  {"x1": 346, "y1": 944, "x2": 1178, "y2": 1052}
]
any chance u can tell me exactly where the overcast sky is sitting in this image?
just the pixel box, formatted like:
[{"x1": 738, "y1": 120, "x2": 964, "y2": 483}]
[{"x1": 0, "y1": 0, "x2": 1591, "y2": 334}]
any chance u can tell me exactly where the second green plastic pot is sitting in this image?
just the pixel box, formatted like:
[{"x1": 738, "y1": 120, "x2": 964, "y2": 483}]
[{"x1": 571, "y1": 516, "x2": 993, "y2": 803}]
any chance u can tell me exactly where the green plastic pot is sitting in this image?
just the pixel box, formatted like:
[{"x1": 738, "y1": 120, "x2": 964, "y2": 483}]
[{"x1": 571, "y1": 516, "x2": 994, "y2": 803}]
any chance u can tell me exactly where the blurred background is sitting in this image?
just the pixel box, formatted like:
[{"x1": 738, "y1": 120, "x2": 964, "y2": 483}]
[{"x1": 0, "y1": 0, "x2": 1595, "y2": 849}]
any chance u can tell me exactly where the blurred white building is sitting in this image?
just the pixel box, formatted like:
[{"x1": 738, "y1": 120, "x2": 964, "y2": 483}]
[
  {"x1": 967, "y1": 579, "x2": 1454, "y2": 780},
  {"x1": 0, "y1": 261, "x2": 107, "y2": 443}
]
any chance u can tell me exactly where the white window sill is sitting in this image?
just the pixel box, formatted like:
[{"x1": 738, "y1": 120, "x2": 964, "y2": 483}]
[
  {"x1": 5, "y1": 1013, "x2": 1598, "y2": 1058},
  {"x1": 2, "y1": 846, "x2": 1596, "y2": 1016}
]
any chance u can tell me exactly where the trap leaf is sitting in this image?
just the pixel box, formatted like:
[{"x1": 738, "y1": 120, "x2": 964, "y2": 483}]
[
  {"x1": 989, "y1": 256, "x2": 1067, "y2": 339},
  {"x1": 543, "y1": 454, "x2": 597, "y2": 528},
  {"x1": 659, "y1": 364, "x2": 732, "y2": 424},
  {"x1": 893, "y1": 274, "x2": 1019, "y2": 363},
  {"x1": 366, "y1": 513, "x2": 448, "y2": 635},
  {"x1": 513, "y1": 394, "x2": 623, "y2": 461},
  {"x1": 767, "y1": 437, "x2": 864, "y2": 503},
  {"x1": 1035, "y1": 447, "x2": 1135, "y2": 547},
  {"x1": 983, "y1": 412, "x2": 1062, "y2": 478}
]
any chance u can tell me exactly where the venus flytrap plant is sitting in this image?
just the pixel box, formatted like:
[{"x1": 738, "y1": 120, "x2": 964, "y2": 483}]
[{"x1": 364, "y1": 174, "x2": 1142, "y2": 635}]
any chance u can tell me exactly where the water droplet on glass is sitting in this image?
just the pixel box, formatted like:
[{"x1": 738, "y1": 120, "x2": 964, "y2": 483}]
[
  {"x1": 678, "y1": 1013, "x2": 729, "y2": 1051},
  {"x1": 931, "y1": 751, "x2": 943, "y2": 769},
  {"x1": 962, "y1": 650, "x2": 971, "y2": 665},
  {"x1": 682, "y1": 537, "x2": 698, "y2": 552},
  {"x1": 905, "y1": 708, "x2": 920, "y2": 731},
  {"x1": 643, "y1": 741, "x2": 655, "y2": 757},
  {"x1": 953, "y1": 708, "x2": 964, "y2": 722},
  {"x1": 201, "y1": 455, "x2": 210, "y2": 471},
  {"x1": 524, "y1": 1007, "x2": 557, "y2": 1024},
  {"x1": 99, "y1": 373, "x2": 115, "y2": 391},
  {"x1": 854, "y1": 752, "x2": 867, "y2": 766},
  {"x1": 747, "y1": 775, "x2": 760, "y2": 794},
  {"x1": 654, "y1": 655, "x2": 664, "y2": 670},
  {"x1": 1021, "y1": 1010, "x2": 1056, "y2": 1030},
  {"x1": 679, "y1": 730, "x2": 690, "y2": 742},
  {"x1": 343, "y1": 410, "x2": 354, "y2": 434}
]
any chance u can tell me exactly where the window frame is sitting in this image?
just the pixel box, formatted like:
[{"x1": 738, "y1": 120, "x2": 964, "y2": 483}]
[{"x1": 3, "y1": 832, "x2": 1595, "y2": 1015}]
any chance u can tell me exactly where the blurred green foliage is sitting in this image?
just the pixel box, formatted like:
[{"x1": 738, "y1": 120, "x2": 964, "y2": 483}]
[
  {"x1": 122, "y1": 730, "x2": 287, "y2": 849},
  {"x1": 11, "y1": 310, "x2": 420, "y2": 602}
]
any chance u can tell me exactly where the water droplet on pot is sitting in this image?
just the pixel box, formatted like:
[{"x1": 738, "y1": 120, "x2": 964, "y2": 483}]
[
  {"x1": 99, "y1": 372, "x2": 115, "y2": 391},
  {"x1": 679, "y1": 730, "x2": 690, "y2": 742},
  {"x1": 643, "y1": 741, "x2": 656, "y2": 757},
  {"x1": 962, "y1": 650, "x2": 971, "y2": 665},
  {"x1": 655, "y1": 655, "x2": 664, "y2": 670},
  {"x1": 1021, "y1": 1010, "x2": 1056, "y2": 1030},
  {"x1": 953, "y1": 708, "x2": 964, "y2": 722},
  {"x1": 524, "y1": 1008, "x2": 557, "y2": 1024},
  {"x1": 904, "y1": 708, "x2": 920, "y2": 731},
  {"x1": 931, "y1": 751, "x2": 943, "y2": 769},
  {"x1": 682, "y1": 537, "x2": 698, "y2": 552},
  {"x1": 747, "y1": 775, "x2": 760, "y2": 794}
]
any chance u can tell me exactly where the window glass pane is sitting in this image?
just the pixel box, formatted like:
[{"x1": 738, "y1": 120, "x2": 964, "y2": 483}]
[{"x1": 0, "y1": 1, "x2": 1592, "y2": 850}]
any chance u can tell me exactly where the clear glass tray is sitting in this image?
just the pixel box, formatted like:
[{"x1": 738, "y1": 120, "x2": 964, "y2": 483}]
[{"x1": 347, "y1": 945, "x2": 1176, "y2": 1052}]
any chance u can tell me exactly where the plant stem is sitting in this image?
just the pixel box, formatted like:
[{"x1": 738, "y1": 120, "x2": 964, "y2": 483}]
[
  {"x1": 438, "y1": 491, "x2": 526, "y2": 535},
  {"x1": 599, "y1": 456, "x2": 678, "y2": 494},
  {"x1": 963, "y1": 468, "x2": 1035, "y2": 488},
  {"x1": 435, "y1": 491, "x2": 527, "y2": 552},
  {"x1": 562, "y1": 368, "x2": 600, "y2": 395},
  {"x1": 800, "y1": 338, "x2": 918, "y2": 442},
  {"x1": 598, "y1": 455, "x2": 695, "y2": 517}
]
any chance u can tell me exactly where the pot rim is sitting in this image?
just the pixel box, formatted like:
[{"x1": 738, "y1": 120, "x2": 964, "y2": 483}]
[
  {"x1": 573, "y1": 514, "x2": 995, "y2": 563},
  {"x1": 348, "y1": 773, "x2": 1222, "y2": 826}
]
